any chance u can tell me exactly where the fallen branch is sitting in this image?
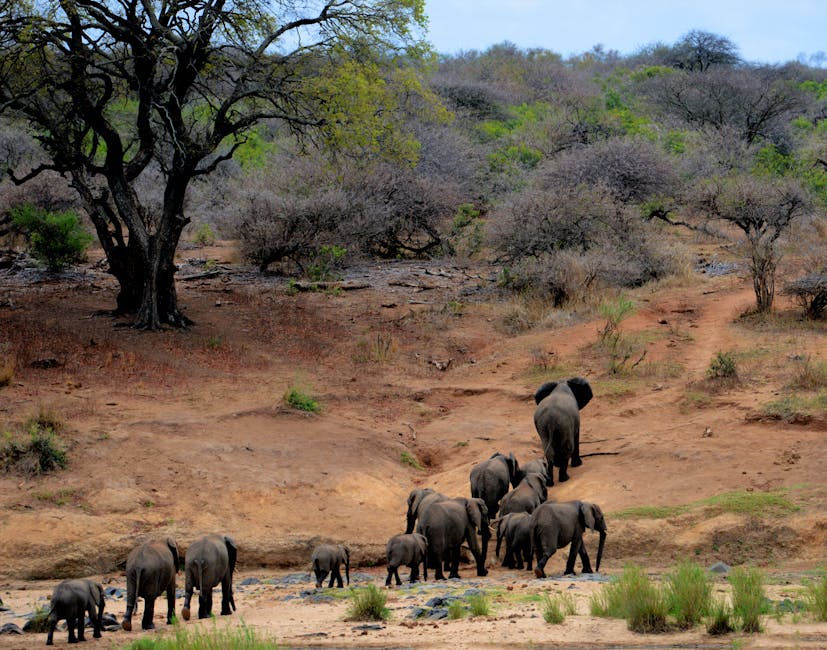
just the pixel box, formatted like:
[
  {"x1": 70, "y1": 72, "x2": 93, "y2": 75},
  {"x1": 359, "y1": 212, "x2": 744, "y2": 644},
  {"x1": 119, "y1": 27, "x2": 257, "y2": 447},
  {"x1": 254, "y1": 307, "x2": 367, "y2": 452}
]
[
  {"x1": 179, "y1": 269, "x2": 222, "y2": 281},
  {"x1": 580, "y1": 451, "x2": 621, "y2": 458}
]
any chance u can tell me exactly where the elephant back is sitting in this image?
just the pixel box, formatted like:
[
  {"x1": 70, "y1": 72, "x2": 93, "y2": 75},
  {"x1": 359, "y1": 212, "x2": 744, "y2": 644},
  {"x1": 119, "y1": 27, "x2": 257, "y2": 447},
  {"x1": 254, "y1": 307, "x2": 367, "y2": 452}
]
[
  {"x1": 185, "y1": 535, "x2": 230, "y2": 588},
  {"x1": 126, "y1": 541, "x2": 177, "y2": 598}
]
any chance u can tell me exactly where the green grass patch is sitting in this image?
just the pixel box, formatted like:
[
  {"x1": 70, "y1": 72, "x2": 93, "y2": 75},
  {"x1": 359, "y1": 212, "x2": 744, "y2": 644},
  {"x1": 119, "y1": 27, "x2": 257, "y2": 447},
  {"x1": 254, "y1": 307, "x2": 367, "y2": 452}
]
[
  {"x1": 665, "y1": 560, "x2": 712, "y2": 629},
  {"x1": 803, "y1": 571, "x2": 827, "y2": 621},
  {"x1": 705, "y1": 595, "x2": 735, "y2": 635},
  {"x1": 121, "y1": 621, "x2": 275, "y2": 649},
  {"x1": 283, "y1": 382, "x2": 320, "y2": 413},
  {"x1": 1, "y1": 424, "x2": 68, "y2": 476},
  {"x1": 762, "y1": 393, "x2": 827, "y2": 421},
  {"x1": 346, "y1": 584, "x2": 390, "y2": 621},
  {"x1": 447, "y1": 599, "x2": 465, "y2": 619},
  {"x1": 590, "y1": 564, "x2": 669, "y2": 632},
  {"x1": 698, "y1": 489, "x2": 800, "y2": 517},
  {"x1": 466, "y1": 592, "x2": 491, "y2": 617},
  {"x1": 788, "y1": 357, "x2": 827, "y2": 391},
  {"x1": 400, "y1": 451, "x2": 423, "y2": 470},
  {"x1": 612, "y1": 505, "x2": 690, "y2": 520}
]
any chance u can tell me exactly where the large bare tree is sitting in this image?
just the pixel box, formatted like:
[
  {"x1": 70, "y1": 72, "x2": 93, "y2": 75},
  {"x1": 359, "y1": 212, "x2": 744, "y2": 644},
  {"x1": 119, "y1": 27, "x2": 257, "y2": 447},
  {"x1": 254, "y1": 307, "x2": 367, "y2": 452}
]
[{"x1": 0, "y1": 0, "x2": 430, "y2": 328}]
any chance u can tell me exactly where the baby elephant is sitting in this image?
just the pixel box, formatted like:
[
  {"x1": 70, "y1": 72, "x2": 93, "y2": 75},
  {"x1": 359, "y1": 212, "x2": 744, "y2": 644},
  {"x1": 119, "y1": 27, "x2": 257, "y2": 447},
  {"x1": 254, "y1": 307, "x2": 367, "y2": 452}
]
[
  {"x1": 46, "y1": 578, "x2": 104, "y2": 645},
  {"x1": 311, "y1": 544, "x2": 350, "y2": 588},
  {"x1": 385, "y1": 533, "x2": 428, "y2": 586},
  {"x1": 181, "y1": 534, "x2": 237, "y2": 621}
]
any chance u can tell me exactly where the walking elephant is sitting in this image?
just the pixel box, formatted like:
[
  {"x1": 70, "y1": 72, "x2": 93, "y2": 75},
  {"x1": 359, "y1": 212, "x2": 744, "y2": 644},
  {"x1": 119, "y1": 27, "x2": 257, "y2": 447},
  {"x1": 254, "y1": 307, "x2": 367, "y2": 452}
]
[
  {"x1": 122, "y1": 537, "x2": 180, "y2": 631},
  {"x1": 469, "y1": 451, "x2": 523, "y2": 521},
  {"x1": 495, "y1": 512, "x2": 533, "y2": 571},
  {"x1": 405, "y1": 488, "x2": 448, "y2": 534},
  {"x1": 416, "y1": 497, "x2": 489, "y2": 580},
  {"x1": 499, "y1": 473, "x2": 547, "y2": 517},
  {"x1": 46, "y1": 578, "x2": 104, "y2": 645},
  {"x1": 385, "y1": 533, "x2": 428, "y2": 586},
  {"x1": 531, "y1": 500, "x2": 606, "y2": 578},
  {"x1": 520, "y1": 457, "x2": 549, "y2": 483},
  {"x1": 181, "y1": 534, "x2": 237, "y2": 621},
  {"x1": 311, "y1": 544, "x2": 350, "y2": 588},
  {"x1": 533, "y1": 377, "x2": 593, "y2": 486}
]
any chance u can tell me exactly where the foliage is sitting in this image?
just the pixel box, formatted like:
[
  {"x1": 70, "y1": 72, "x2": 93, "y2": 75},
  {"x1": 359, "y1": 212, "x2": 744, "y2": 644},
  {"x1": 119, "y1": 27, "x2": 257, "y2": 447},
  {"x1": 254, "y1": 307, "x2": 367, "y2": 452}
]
[
  {"x1": 788, "y1": 356, "x2": 827, "y2": 390},
  {"x1": 1, "y1": 414, "x2": 68, "y2": 476},
  {"x1": 706, "y1": 595, "x2": 735, "y2": 635},
  {"x1": 192, "y1": 223, "x2": 217, "y2": 247},
  {"x1": 24, "y1": 605, "x2": 50, "y2": 633},
  {"x1": 699, "y1": 489, "x2": 799, "y2": 517},
  {"x1": 729, "y1": 566, "x2": 766, "y2": 632},
  {"x1": 122, "y1": 621, "x2": 275, "y2": 649},
  {"x1": 707, "y1": 351, "x2": 737, "y2": 379},
  {"x1": 665, "y1": 560, "x2": 713, "y2": 628},
  {"x1": 347, "y1": 585, "x2": 390, "y2": 621},
  {"x1": 784, "y1": 275, "x2": 827, "y2": 319},
  {"x1": 591, "y1": 564, "x2": 669, "y2": 632},
  {"x1": 467, "y1": 592, "x2": 491, "y2": 617},
  {"x1": 447, "y1": 599, "x2": 465, "y2": 619},
  {"x1": 283, "y1": 382, "x2": 320, "y2": 414},
  {"x1": 400, "y1": 451, "x2": 423, "y2": 470},
  {"x1": 803, "y1": 571, "x2": 827, "y2": 621},
  {"x1": 10, "y1": 205, "x2": 92, "y2": 271},
  {"x1": 612, "y1": 505, "x2": 690, "y2": 519},
  {"x1": 541, "y1": 592, "x2": 577, "y2": 624},
  {"x1": 762, "y1": 393, "x2": 827, "y2": 421}
]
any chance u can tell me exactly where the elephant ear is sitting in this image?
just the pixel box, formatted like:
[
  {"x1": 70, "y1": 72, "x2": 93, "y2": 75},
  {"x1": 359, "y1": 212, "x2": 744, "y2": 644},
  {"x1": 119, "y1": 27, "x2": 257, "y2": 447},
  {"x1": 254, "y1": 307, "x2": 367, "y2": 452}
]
[
  {"x1": 224, "y1": 536, "x2": 238, "y2": 573},
  {"x1": 567, "y1": 377, "x2": 593, "y2": 410},
  {"x1": 506, "y1": 453, "x2": 522, "y2": 487},
  {"x1": 534, "y1": 381, "x2": 559, "y2": 405},
  {"x1": 165, "y1": 537, "x2": 181, "y2": 571},
  {"x1": 579, "y1": 502, "x2": 596, "y2": 532},
  {"x1": 463, "y1": 498, "x2": 483, "y2": 533}
]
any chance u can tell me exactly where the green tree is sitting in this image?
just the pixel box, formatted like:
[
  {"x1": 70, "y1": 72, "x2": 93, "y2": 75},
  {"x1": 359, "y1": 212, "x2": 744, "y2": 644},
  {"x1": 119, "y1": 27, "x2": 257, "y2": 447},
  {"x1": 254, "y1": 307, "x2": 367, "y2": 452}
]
[{"x1": 0, "y1": 0, "x2": 434, "y2": 328}]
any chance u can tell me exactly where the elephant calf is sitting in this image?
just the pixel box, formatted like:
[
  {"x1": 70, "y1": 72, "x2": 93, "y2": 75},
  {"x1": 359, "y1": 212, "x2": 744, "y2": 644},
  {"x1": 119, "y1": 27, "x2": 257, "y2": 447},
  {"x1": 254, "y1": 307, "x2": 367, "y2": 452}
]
[
  {"x1": 46, "y1": 578, "x2": 104, "y2": 645},
  {"x1": 385, "y1": 533, "x2": 428, "y2": 586},
  {"x1": 495, "y1": 512, "x2": 533, "y2": 571},
  {"x1": 469, "y1": 451, "x2": 522, "y2": 521},
  {"x1": 122, "y1": 537, "x2": 180, "y2": 631},
  {"x1": 181, "y1": 534, "x2": 237, "y2": 621},
  {"x1": 311, "y1": 544, "x2": 350, "y2": 588},
  {"x1": 499, "y1": 472, "x2": 547, "y2": 516}
]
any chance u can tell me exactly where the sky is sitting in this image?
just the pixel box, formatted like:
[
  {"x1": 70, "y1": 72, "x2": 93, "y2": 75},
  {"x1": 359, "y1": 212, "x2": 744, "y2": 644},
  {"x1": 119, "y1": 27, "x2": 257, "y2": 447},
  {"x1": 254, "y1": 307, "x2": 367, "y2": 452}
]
[{"x1": 422, "y1": 0, "x2": 826, "y2": 66}]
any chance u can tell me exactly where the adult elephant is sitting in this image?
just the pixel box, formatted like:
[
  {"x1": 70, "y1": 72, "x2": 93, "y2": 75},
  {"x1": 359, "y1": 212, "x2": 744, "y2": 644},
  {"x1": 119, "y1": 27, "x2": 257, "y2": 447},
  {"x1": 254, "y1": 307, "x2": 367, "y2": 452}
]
[
  {"x1": 495, "y1": 512, "x2": 533, "y2": 571},
  {"x1": 533, "y1": 377, "x2": 593, "y2": 486},
  {"x1": 499, "y1": 473, "x2": 547, "y2": 517},
  {"x1": 46, "y1": 578, "x2": 104, "y2": 645},
  {"x1": 181, "y1": 534, "x2": 237, "y2": 621},
  {"x1": 385, "y1": 532, "x2": 428, "y2": 586},
  {"x1": 122, "y1": 537, "x2": 180, "y2": 631},
  {"x1": 404, "y1": 488, "x2": 448, "y2": 534},
  {"x1": 531, "y1": 500, "x2": 606, "y2": 579},
  {"x1": 416, "y1": 497, "x2": 489, "y2": 580},
  {"x1": 469, "y1": 451, "x2": 523, "y2": 521}
]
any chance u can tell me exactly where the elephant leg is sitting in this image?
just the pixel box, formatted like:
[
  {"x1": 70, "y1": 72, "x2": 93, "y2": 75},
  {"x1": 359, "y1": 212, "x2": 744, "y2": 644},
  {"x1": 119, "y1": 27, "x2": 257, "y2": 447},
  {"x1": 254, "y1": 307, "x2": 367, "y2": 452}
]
[
  {"x1": 122, "y1": 580, "x2": 136, "y2": 631},
  {"x1": 142, "y1": 598, "x2": 156, "y2": 630},
  {"x1": 182, "y1": 572, "x2": 194, "y2": 620},
  {"x1": 327, "y1": 569, "x2": 335, "y2": 589},
  {"x1": 524, "y1": 543, "x2": 533, "y2": 571},
  {"x1": 447, "y1": 547, "x2": 461, "y2": 579},
  {"x1": 76, "y1": 614, "x2": 85, "y2": 642},
  {"x1": 502, "y1": 540, "x2": 514, "y2": 568},
  {"x1": 46, "y1": 616, "x2": 57, "y2": 645},
  {"x1": 65, "y1": 616, "x2": 77, "y2": 643},
  {"x1": 431, "y1": 549, "x2": 445, "y2": 580},
  {"x1": 571, "y1": 426, "x2": 582, "y2": 467},
  {"x1": 385, "y1": 567, "x2": 394, "y2": 587},
  {"x1": 408, "y1": 563, "x2": 418, "y2": 584},
  {"x1": 314, "y1": 569, "x2": 325, "y2": 589},
  {"x1": 335, "y1": 567, "x2": 344, "y2": 589},
  {"x1": 534, "y1": 550, "x2": 553, "y2": 579},
  {"x1": 577, "y1": 538, "x2": 594, "y2": 573},
  {"x1": 514, "y1": 542, "x2": 524, "y2": 570},
  {"x1": 220, "y1": 575, "x2": 233, "y2": 616},
  {"x1": 564, "y1": 540, "x2": 580, "y2": 575},
  {"x1": 558, "y1": 458, "x2": 570, "y2": 483},
  {"x1": 166, "y1": 584, "x2": 176, "y2": 624}
]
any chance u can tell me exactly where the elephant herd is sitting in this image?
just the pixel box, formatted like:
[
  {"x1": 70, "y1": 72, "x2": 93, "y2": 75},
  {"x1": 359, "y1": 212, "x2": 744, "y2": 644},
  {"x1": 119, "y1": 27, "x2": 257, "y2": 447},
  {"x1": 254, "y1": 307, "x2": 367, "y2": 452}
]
[
  {"x1": 45, "y1": 534, "x2": 236, "y2": 645},
  {"x1": 314, "y1": 376, "x2": 607, "y2": 589},
  {"x1": 45, "y1": 376, "x2": 601, "y2": 643}
]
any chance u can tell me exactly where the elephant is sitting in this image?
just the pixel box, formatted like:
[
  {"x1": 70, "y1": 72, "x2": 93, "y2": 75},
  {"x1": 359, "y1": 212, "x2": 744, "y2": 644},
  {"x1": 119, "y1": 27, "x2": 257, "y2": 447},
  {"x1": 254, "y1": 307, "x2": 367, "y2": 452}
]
[
  {"x1": 46, "y1": 578, "x2": 104, "y2": 645},
  {"x1": 416, "y1": 496, "x2": 489, "y2": 580},
  {"x1": 181, "y1": 534, "x2": 237, "y2": 621},
  {"x1": 498, "y1": 473, "x2": 547, "y2": 517},
  {"x1": 533, "y1": 377, "x2": 593, "y2": 486},
  {"x1": 121, "y1": 537, "x2": 180, "y2": 631},
  {"x1": 311, "y1": 544, "x2": 350, "y2": 588},
  {"x1": 520, "y1": 457, "x2": 549, "y2": 483},
  {"x1": 385, "y1": 533, "x2": 428, "y2": 586},
  {"x1": 405, "y1": 488, "x2": 448, "y2": 534},
  {"x1": 495, "y1": 512, "x2": 533, "y2": 571},
  {"x1": 531, "y1": 500, "x2": 606, "y2": 579},
  {"x1": 469, "y1": 451, "x2": 523, "y2": 521}
]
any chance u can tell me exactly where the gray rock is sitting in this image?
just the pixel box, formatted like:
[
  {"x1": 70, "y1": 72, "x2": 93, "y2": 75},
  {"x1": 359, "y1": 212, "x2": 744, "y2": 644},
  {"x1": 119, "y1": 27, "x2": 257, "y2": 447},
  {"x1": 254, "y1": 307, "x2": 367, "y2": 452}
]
[
  {"x1": 427, "y1": 608, "x2": 449, "y2": 620},
  {"x1": 709, "y1": 561, "x2": 731, "y2": 574},
  {"x1": 0, "y1": 623, "x2": 22, "y2": 635},
  {"x1": 240, "y1": 577, "x2": 261, "y2": 586}
]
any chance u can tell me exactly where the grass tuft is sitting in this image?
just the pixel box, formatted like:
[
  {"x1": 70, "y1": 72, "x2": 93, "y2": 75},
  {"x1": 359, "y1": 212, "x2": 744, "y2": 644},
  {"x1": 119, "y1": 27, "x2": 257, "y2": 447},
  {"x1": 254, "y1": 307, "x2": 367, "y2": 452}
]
[
  {"x1": 467, "y1": 592, "x2": 491, "y2": 617},
  {"x1": 541, "y1": 591, "x2": 577, "y2": 624},
  {"x1": 121, "y1": 620, "x2": 273, "y2": 649},
  {"x1": 283, "y1": 381, "x2": 320, "y2": 413},
  {"x1": 346, "y1": 584, "x2": 390, "y2": 621},
  {"x1": 400, "y1": 451, "x2": 423, "y2": 470},
  {"x1": 705, "y1": 595, "x2": 735, "y2": 635},
  {"x1": 590, "y1": 564, "x2": 669, "y2": 632},
  {"x1": 1, "y1": 413, "x2": 68, "y2": 476},
  {"x1": 804, "y1": 571, "x2": 827, "y2": 621},
  {"x1": 447, "y1": 600, "x2": 465, "y2": 619},
  {"x1": 665, "y1": 560, "x2": 712, "y2": 629},
  {"x1": 729, "y1": 566, "x2": 766, "y2": 633}
]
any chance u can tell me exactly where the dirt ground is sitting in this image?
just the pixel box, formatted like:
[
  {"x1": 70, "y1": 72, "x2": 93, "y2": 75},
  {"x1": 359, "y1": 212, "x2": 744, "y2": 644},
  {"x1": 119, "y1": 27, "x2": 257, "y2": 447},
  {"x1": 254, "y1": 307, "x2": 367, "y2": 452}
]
[{"x1": 1, "y1": 241, "x2": 827, "y2": 648}]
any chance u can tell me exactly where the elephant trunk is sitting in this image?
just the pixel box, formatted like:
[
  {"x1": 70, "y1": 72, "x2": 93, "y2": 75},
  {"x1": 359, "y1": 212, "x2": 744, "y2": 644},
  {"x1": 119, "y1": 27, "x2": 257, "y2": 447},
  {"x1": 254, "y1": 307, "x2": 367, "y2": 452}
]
[{"x1": 595, "y1": 530, "x2": 606, "y2": 573}]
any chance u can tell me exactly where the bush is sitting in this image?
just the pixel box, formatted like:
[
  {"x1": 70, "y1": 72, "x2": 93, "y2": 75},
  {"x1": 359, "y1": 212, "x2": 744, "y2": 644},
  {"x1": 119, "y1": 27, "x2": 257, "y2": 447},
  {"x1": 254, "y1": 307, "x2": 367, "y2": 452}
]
[
  {"x1": 729, "y1": 566, "x2": 766, "y2": 632},
  {"x1": 467, "y1": 592, "x2": 491, "y2": 617},
  {"x1": 1, "y1": 422, "x2": 68, "y2": 476},
  {"x1": 10, "y1": 204, "x2": 92, "y2": 271},
  {"x1": 541, "y1": 592, "x2": 577, "y2": 624},
  {"x1": 191, "y1": 223, "x2": 217, "y2": 247},
  {"x1": 804, "y1": 571, "x2": 827, "y2": 621},
  {"x1": 665, "y1": 560, "x2": 712, "y2": 628},
  {"x1": 707, "y1": 351, "x2": 737, "y2": 379},
  {"x1": 784, "y1": 274, "x2": 827, "y2": 319},
  {"x1": 347, "y1": 585, "x2": 390, "y2": 621},
  {"x1": 590, "y1": 564, "x2": 669, "y2": 632},
  {"x1": 283, "y1": 383, "x2": 320, "y2": 414},
  {"x1": 706, "y1": 595, "x2": 735, "y2": 635}
]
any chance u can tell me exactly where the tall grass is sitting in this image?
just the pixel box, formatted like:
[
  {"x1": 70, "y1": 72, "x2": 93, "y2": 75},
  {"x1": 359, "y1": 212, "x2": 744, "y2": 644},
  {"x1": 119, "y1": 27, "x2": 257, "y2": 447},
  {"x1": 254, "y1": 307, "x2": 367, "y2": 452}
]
[
  {"x1": 346, "y1": 585, "x2": 389, "y2": 621},
  {"x1": 665, "y1": 560, "x2": 712, "y2": 629},
  {"x1": 541, "y1": 592, "x2": 577, "y2": 624},
  {"x1": 121, "y1": 622, "x2": 275, "y2": 649},
  {"x1": 804, "y1": 572, "x2": 827, "y2": 621},
  {"x1": 590, "y1": 564, "x2": 669, "y2": 632},
  {"x1": 467, "y1": 592, "x2": 491, "y2": 617},
  {"x1": 705, "y1": 595, "x2": 734, "y2": 635},
  {"x1": 729, "y1": 566, "x2": 766, "y2": 632}
]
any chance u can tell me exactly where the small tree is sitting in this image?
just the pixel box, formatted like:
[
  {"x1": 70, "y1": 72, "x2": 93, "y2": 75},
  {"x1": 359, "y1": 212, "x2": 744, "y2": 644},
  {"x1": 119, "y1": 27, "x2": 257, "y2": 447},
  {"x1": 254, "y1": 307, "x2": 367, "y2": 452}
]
[{"x1": 10, "y1": 205, "x2": 92, "y2": 271}]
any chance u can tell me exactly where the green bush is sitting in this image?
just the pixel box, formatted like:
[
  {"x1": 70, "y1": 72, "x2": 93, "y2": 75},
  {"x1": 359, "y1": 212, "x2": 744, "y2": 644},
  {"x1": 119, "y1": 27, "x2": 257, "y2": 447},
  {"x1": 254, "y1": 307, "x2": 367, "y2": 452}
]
[
  {"x1": 804, "y1": 571, "x2": 827, "y2": 621},
  {"x1": 706, "y1": 595, "x2": 735, "y2": 635},
  {"x1": 590, "y1": 564, "x2": 669, "y2": 632},
  {"x1": 192, "y1": 223, "x2": 217, "y2": 247},
  {"x1": 10, "y1": 204, "x2": 93, "y2": 271},
  {"x1": 347, "y1": 584, "x2": 390, "y2": 621},
  {"x1": 283, "y1": 382, "x2": 320, "y2": 413},
  {"x1": 1, "y1": 422, "x2": 68, "y2": 476},
  {"x1": 707, "y1": 351, "x2": 737, "y2": 379},
  {"x1": 665, "y1": 560, "x2": 712, "y2": 629},
  {"x1": 467, "y1": 592, "x2": 491, "y2": 617},
  {"x1": 730, "y1": 566, "x2": 766, "y2": 632}
]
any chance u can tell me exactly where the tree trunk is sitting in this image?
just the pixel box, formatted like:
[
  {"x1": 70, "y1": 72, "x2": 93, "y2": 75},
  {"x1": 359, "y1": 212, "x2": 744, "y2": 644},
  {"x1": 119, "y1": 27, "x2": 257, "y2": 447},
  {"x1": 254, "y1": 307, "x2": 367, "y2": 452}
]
[{"x1": 751, "y1": 246, "x2": 776, "y2": 313}]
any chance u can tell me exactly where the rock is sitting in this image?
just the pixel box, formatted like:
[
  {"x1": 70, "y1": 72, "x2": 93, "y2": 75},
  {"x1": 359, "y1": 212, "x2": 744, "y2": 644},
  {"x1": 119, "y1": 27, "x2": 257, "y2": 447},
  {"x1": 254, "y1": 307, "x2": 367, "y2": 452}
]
[
  {"x1": 427, "y1": 608, "x2": 449, "y2": 620},
  {"x1": 240, "y1": 577, "x2": 261, "y2": 586},
  {"x1": 104, "y1": 587, "x2": 124, "y2": 598},
  {"x1": 351, "y1": 624, "x2": 384, "y2": 631},
  {"x1": 709, "y1": 561, "x2": 731, "y2": 574},
  {"x1": 0, "y1": 623, "x2": 22, "y2": 635}
]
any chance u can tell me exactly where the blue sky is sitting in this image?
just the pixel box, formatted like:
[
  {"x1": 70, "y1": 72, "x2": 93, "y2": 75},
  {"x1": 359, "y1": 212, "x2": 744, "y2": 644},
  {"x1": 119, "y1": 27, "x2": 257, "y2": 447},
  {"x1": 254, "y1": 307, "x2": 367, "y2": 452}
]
[{"x1": 423, "y1": 0, "x2": 825, "y2": 66}]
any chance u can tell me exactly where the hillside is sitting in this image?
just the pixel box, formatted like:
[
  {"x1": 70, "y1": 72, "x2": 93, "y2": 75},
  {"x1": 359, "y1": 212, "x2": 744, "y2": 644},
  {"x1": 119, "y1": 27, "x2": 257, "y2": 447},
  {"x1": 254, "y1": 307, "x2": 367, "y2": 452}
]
[{"x1": 1, "y1": 241, "x2": 827, "y2": 647}]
